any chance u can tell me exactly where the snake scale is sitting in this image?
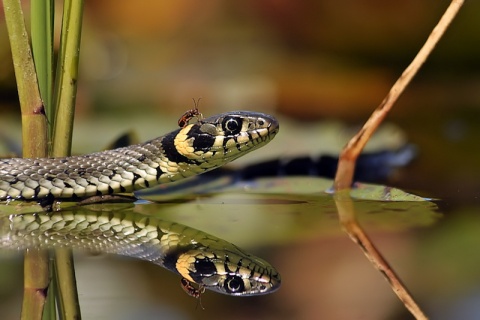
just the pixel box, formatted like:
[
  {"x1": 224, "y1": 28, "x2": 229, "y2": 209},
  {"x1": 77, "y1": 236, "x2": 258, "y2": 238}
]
[{"x1": 0, "y1": 111, "x2": 281, "y2": 297}]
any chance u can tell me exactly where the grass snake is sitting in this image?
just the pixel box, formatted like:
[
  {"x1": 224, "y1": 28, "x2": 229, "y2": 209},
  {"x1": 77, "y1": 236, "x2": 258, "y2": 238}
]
[{"x1": 0, "y1": 110, "x2": 280, "y2": 297}]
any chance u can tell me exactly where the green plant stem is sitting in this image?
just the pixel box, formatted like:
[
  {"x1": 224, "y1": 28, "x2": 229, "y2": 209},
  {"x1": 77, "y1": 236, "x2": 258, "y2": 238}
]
[
  {"x1": 43, "y1": 265, "x2": 56, "y2": 320},
  {"x1": 52, "y1": 0, "x2": 84, "y2": 157},
  {"x1": 3, "y1": 0, "x2": 48, "y2": 157},
  {"x1": 31, "y1": 0, "x2": 54, "y2": 134},
  {"x1": 54, "y1": 248, "x2": 81, "y2": 320},
  {"x1": 30, "y1": 2, "x2": 57, "y2": 319},
  {"x1": 22, "y1": 250, "x2": 50, "y2": 320},
  {"x1": 3, "y1": 1, "x2": 50, "y2": 319},
  {"x1": 50, "y1": 0, "x2": 85, "y2": 318}
]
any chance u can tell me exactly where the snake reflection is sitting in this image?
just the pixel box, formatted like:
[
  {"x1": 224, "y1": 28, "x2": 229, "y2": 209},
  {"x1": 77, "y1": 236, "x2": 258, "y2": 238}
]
[{"x1": 0, "y1": 209, "x2": 281, "y2": 296}]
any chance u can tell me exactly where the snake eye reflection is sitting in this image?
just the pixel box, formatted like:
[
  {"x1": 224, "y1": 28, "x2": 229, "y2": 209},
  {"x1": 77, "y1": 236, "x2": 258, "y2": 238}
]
[
  {"x1": 224, "y1": 275, "x2": 245, "y2": 294},
  {"x1": 222, "y1": 117, "x2": 242, "y2": 135}
]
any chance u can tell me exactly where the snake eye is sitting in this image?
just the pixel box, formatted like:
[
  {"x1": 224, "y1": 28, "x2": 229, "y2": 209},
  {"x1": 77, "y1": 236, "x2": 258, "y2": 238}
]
[
  {"x1": 224, "y1": 275, "x2": 245, "y2": 294},
  {"x1": 222, "y1": 117, "x2": 242, "y2": 135},
  {"x1": 194, "y1": 258, "x2": 216, "y2": 276}
]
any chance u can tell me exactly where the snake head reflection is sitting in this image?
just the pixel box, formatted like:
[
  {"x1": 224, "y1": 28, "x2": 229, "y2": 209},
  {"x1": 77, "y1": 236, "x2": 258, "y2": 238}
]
[
  {"x1": 176, "y1": 248, "x2": 281, "y2": 296},
  {"x1": 210, "y1": 269, "x2": 282, "y2": 296}
]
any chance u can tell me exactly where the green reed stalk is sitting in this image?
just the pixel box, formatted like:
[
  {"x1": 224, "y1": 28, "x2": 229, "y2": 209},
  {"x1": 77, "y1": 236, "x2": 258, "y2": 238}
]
[
  {"x1": 31, "y1": 0, "x2": 54, "y2": 133},
  {"x1": 30, "y1": 1, "x2": 57, "y2": 319},
  {"x1": 51, "y1": 0, "x2": 84, "y2": 157},
  {"x1": 49, "y1": 0, "x2": 85, "y2": 318},
  {"x1": 3, "y1": 0, "x2": 48, "y2": 156},
  {"x1": 3, "y1": 0, "x2": 49, "y2": 319}
]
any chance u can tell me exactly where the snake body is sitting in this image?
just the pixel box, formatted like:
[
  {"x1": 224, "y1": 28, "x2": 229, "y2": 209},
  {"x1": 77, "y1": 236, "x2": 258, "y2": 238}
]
[
  {"x1": 0, "y1": 210, "x2": 281, "y2": 296},
  {"x1": 0, "y1": 111, "x2": 278, "y2": 201}
]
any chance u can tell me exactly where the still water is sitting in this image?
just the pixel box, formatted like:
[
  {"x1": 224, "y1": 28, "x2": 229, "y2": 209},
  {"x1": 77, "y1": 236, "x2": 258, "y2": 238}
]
[{"x1": 1, "y1": 112, "x2": 479, "y2": 320}]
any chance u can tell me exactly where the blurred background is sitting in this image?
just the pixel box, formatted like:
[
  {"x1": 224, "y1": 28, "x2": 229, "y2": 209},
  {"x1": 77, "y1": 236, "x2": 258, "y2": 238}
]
[{"x1": 2, "y1": 1, "x2": 480, "y2": 319}]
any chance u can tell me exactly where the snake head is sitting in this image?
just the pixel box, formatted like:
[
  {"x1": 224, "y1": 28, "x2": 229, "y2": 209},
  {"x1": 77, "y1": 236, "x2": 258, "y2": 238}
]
[
  {"x1": 155, "y1": 111, "x2": 279, "y2": 183},
  {"x1": 174, "y1": 111, "x2": 279, "y2": 164}
]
